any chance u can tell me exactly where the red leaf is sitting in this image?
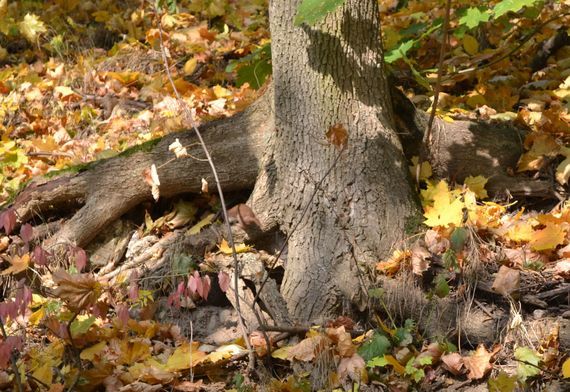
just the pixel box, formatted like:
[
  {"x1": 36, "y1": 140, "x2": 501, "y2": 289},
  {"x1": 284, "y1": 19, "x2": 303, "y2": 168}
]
[
  {"x1": 72, "y1": 247, "x2": 87, "y2": 271},
  {"x1": 0, "y1": 209, "x2": 17, "y2": 235},
  {"x1": 201, "y1": 275, "x2": 211, "y2": 301},
  {"x1": 33, "y1": 245, "x2": 51, "y2": 266},
  {"x1": 116, "y1": 304, "x2": 129, "y2": 326},
  {"x1": 218, "y1": 271, "x2": 230, "y2": 293},
  {"x1": 20, "y1": 224, "x2": 33, "y2": 244}
]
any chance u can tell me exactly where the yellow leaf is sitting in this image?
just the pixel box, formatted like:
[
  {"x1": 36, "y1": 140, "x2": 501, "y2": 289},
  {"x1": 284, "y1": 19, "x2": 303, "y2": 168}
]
[
  {"x1": 19, "y1": 14, "x2": 47, "y2": 42},
  {"x1": 206, "y1": 344, "x2": 246, "y2": 363},
  {"x1": 32, "y1": 362, "x2": 52, "y2": 386},
  {"x1": 466, "y1": 93, "x2": 486, "y2": 108},
  {"x1": 218, "y1": 239, "x2": 252, "y2": 254},
  {"x1": 462, "y1": 34, "x2": 479, "y2": 55},
  {"x1": 506, "y1": 221, "x2": 534, "y2": 242},
  {"x1": 165, "y1": 342, "x2": 206, "y2": 371},
  {"x1": 423, "y1": 181, "x2": 464, "y2": 228},
  {"x1": 562, "y1": 357, "x2": 570, "y2": 378},
  {"x1": 384, "y1": 354, "x2": 406, "y2": 375},
  {"x1": 29, "y1": 306, "x2": 45, "y2": 326},
  {"x1": 1, "y1": 253, "x2": 30, "y2": 275},
  {"x1": 409, "y1": 156, "x2": 432, "y2": 181},
  {"x1": 80, "y1": 341, "x2": 107, "y2": 361},
  {"x1": 271, "y1": 346, "x2": 291, "y2": 360},
  {"x1": 464, "y1": 175, "x2": 488, "y2": 199},
  {"x1": 530, "y1": 223, "x2": 566, "y2": 251},
  {"x1": 105, "y1": 71, "x2": 140, "y2": 86},
  {"x1": 183, "y1": 57, "x2": 198, "y2": 75},
  {"x1": 212, "y1": 85, "x2": 230, "y2": 98},
  {"x1": 187, "y1": 213, "x2": 215, "y2": 235}
]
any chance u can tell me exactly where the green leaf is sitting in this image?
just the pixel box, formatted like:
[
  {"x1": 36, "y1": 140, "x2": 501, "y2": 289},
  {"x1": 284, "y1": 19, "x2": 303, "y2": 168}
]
[
  {"x1": 405, "y1": 358, "x2": 425, "y2": 382},
  {"x1": 434, "y1": 274, "x2": 450, "y2": 298},
  {"x1": 515, "y1": 347, "x2": 541, "y2": 381},
  {"x1": 384, "y1": 39, "x2": 414, "y2": 63},
  {"x1": 450, "y1": 227, "x2": 468, "y2": 253},
  {"x1": 493, "y1": 0, "x2": 540, "y2": 18},
  {"x1": 294, "y1": 0, "x2": 346, "y2": 26},
  {"x1": 366, "y1": 356, "x2": 389, "y2": 368},
  {"x1": 488, "y1": 371, "x2": 517, "y2": 392},
  {"x1": 358, "y1": 332, "x2": 392, "y2": 361},
  {"x1": 459, "y1": 7, "x2": 490, "y2": 29},
  {"x1": 70, "y1": 316, "x2": 96, "y2": 337}
]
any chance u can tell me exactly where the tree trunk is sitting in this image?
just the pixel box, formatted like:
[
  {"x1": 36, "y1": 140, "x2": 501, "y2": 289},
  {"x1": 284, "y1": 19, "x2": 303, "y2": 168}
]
[{"x1": 249, "y1": 0, "x2": 419, "y2": 322}]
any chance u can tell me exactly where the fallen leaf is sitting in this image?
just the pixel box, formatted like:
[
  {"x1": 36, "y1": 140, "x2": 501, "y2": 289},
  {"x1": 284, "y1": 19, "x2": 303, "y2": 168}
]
[
  {"x1": 51, "y1": 270, "x2": 101, "y2": 312},
  {"x1": 1, "y1": 253, "x2": 30, "y2": 275},
  {"x1": 463, "y1": 344, "x2": 500, "y2": 380},
  {"x1": 491, "y1": 265, "x2": 520, "y2": 298}
]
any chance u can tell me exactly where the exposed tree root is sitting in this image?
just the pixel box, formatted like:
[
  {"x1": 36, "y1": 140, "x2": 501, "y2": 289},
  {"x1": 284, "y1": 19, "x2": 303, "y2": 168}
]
[{"x1": 4, "y1": 83, "x2": 561, "y2": 348}]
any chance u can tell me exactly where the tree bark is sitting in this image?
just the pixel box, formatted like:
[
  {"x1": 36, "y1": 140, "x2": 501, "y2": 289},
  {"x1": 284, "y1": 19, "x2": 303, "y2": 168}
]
[{"x1": 248, "y1": 0, "x2": 419, "y2": 323}]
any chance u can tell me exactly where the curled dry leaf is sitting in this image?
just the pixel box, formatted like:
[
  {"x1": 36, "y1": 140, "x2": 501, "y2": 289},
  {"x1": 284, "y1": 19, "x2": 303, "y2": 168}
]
[
  {"x1": 411, "y1": 242, "x2": 431, "y2": 275},
  {"x1": 51, "y1": 270, "x2": 102, "y2": 312},
  {"x1": 143, "y1": 164, "x2": 161, "y2": 201},
  {"x1": 201, "y1": 178, "x2": 208, "y2": 193},
  {"x1": 441, "y1": 352, "x2": 465, "y2": 376},
  {"x1": 168, "y1": 138, "x2": 188, "y2": 158},
  {"x1": 337, "y1": 353, "x2": 365, "y2": 380},
  {"x1": 326, "y1": 326, "x2": 355, "y2": 357},
  {"x1": 491, "y1": 265, "x2": 520, "y2": 298}
]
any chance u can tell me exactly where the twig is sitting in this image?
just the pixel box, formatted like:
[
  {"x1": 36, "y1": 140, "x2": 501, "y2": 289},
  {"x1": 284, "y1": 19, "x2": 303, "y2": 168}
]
[
  {"x1": 416, "y1": 0, "x2": 451, "y2": 184},
  {"x1": 0, "y1": 316, "x2": 23, "y2": 392},
  {"x1": 153, "y1": 4, "x2": 255, "y2": 371},
  {"x1": 447, "y1": 12, "x2": 570, "y2": 79}
]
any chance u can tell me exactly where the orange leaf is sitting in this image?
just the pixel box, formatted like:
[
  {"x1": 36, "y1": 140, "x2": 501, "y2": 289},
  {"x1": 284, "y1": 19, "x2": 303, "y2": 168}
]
[{"x1": 326, "y1": 123, "x2": 348, "y2": 149}]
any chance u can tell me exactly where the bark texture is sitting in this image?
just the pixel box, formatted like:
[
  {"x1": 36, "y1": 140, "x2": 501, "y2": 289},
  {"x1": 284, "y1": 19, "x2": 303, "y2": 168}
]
[{"x1": 248, "y1": 0, "x2": 419, "y2": 322}]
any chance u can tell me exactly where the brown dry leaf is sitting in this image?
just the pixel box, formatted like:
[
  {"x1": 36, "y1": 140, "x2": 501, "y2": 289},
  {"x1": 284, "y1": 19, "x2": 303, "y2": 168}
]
[
  {"x1": 424, "y1": 229, "x2": 449, "y2": 254},
  {"x1": 491, "y1": 265, "x2": 520, "y2": 297},
  {"x1": 51, "y1": 270, "x2": 102, "y2": 312},
  {"x1": 463, "y1": 344, "x2": 500, "y2": 380},
  {"x1": 326, "y1": 123, "x2": 348, "y2": 149},
  {"x1": 415, "y1": 342, "x2": 443, "y2": 366},
  {"x1": 1, "y1": 253, "x2": 30, "y2": 275},
  {"x1": 326, "y1": 326, "x2": 355, "y2": 357},
  {"x1": 250, "y1": 331, "x2": 272, "y2": 356},
  {"x1": 555, "y1": 259, "x2": 570, "y2": 279},
  {"x1": 411, "y1": 242, "x2": 430, "y2": 275},
  {"x1": 173, "y1": 380, "x2": 204, "y2": 391},
  {"x1": 288, "y1": 334, "x2": 331, "y2": 362},
  {"x1": 441, "y1": 352, "x2": 465, "y2": 376},
  {"x1": 502, "y1": 248, "x2": 547, "y2": 267},
  {"x1": 337, "y1": 353, "x2": 365, "y2": 380}
]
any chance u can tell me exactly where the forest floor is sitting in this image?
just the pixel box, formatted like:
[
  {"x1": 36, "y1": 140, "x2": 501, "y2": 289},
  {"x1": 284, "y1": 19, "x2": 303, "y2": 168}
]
[{"x1": 0, "y1": 0, "x2": 569, "y2": 391}]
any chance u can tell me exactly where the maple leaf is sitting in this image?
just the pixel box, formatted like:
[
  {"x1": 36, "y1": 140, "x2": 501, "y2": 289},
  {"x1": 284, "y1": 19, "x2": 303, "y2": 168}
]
[
  {"x1": 463, "y1": 344, "x2": 500, "y2": 380},
  {"x1": 423, "y1": 181, "x2": 464, "y2": 228},
  {"x1": 19, "y1": 14, "x2": 47, "y2": 42},
  {"x1": 218, "y1": 239, "x2": 252, "y2": 254},
  {"x1": 51, "y1": 270, "x2": 101, "y2": 312},
  {"x1": 1, "y1": 253, "x2": 30, "y2": 275},
  {"x1": 529, "y1": 223, "x2": 566, "y2": 251},
  {"x1": 464, "y1": 175, "x2": 488, "y2": 199}
]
